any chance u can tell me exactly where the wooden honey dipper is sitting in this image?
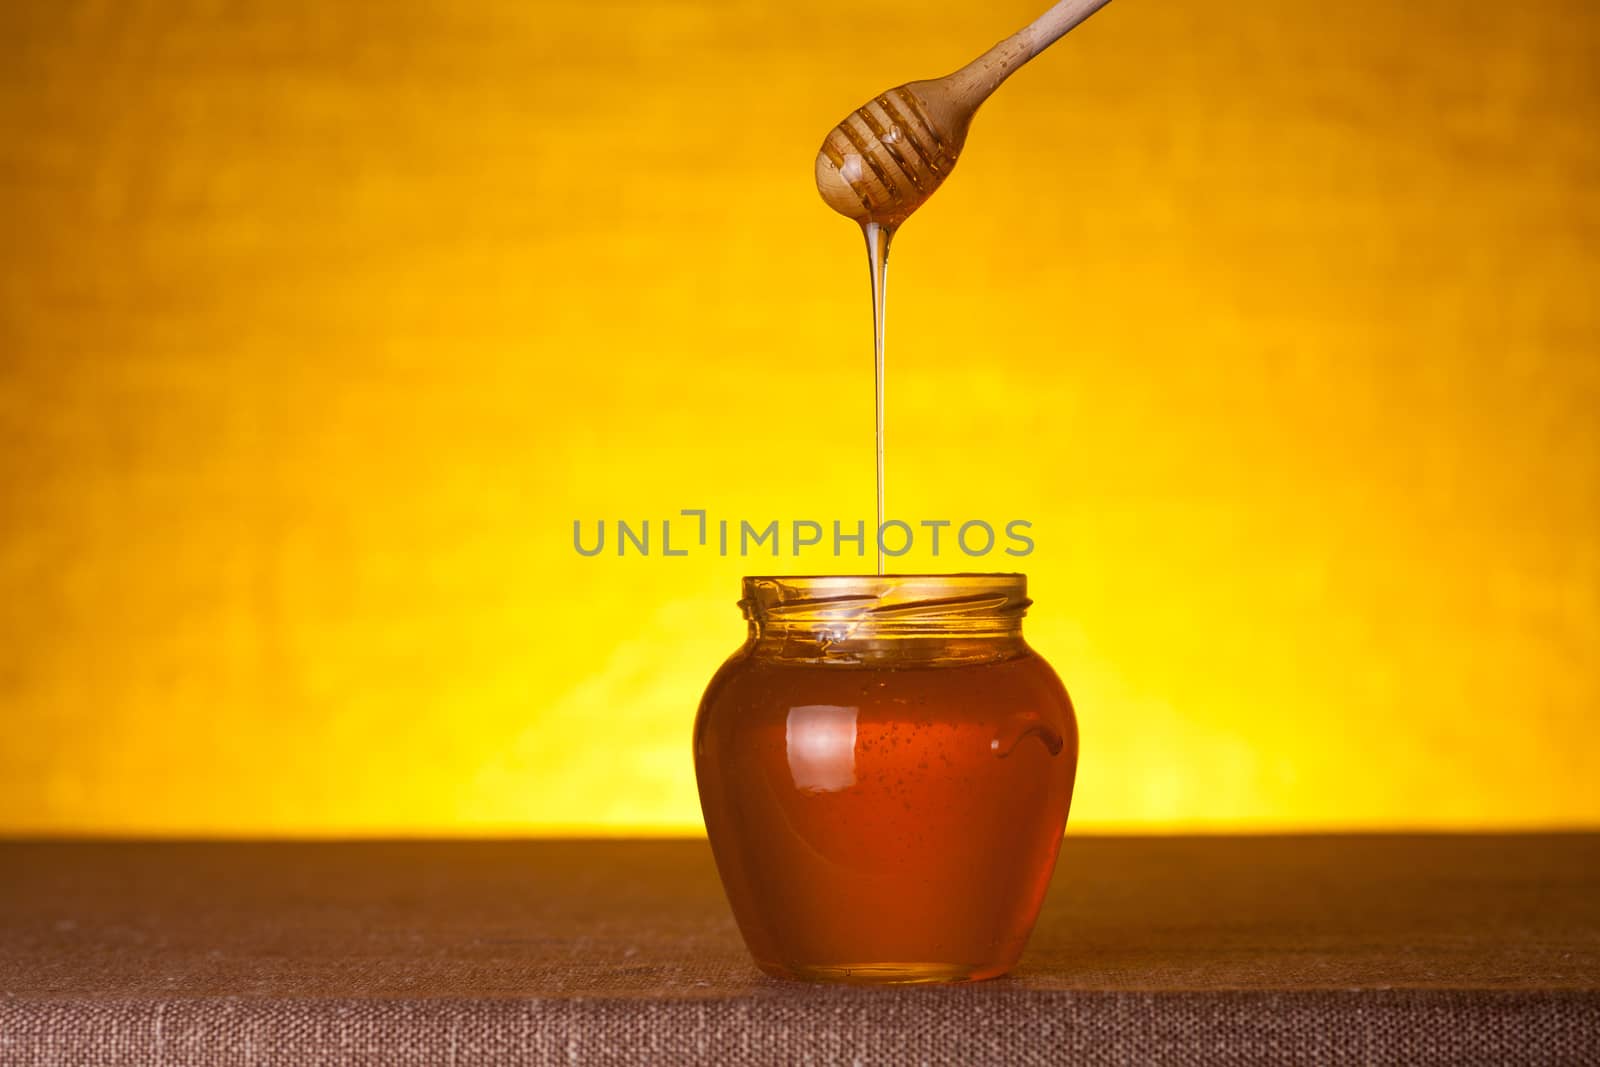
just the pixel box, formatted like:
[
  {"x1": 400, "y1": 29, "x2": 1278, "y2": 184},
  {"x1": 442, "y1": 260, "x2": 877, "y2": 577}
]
[{"x1": 816, "y1": 0, "x2": 1116, "y2": 225}]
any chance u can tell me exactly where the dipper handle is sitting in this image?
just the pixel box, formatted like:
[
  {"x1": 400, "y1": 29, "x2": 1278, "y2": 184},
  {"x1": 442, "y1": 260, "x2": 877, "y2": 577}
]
[{"x1": 944, "y1": 0, "x2": 1117, "y2": 106}]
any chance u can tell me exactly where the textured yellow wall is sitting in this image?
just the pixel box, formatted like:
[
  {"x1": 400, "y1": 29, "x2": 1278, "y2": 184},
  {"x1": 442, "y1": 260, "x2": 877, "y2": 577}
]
[{"x1": 1, "y1": 0, "x2": 1595, "y2": 835}]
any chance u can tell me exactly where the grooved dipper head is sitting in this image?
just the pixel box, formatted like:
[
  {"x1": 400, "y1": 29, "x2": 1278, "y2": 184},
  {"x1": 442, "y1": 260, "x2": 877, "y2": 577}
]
[{"x1": 814, "y1": 81, "x2": 969, "y2": 227}]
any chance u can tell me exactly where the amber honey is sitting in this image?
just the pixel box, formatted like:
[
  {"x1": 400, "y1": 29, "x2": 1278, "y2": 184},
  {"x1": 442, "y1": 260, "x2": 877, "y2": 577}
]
[{"x1": 694, "y1": 574, "x2": 1077, "y2": 983}]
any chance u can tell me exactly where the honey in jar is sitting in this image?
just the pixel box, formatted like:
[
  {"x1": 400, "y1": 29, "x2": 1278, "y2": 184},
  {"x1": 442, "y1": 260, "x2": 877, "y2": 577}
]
[{"x1": 694, "y1": 574, "x2": 1078, "y2": 983}]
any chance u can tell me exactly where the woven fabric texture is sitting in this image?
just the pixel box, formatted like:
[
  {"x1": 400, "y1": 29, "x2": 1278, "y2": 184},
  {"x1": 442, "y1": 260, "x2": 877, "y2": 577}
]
[{"x1": 2, "y1": 836, "x2": 1598, "y2": 1064}]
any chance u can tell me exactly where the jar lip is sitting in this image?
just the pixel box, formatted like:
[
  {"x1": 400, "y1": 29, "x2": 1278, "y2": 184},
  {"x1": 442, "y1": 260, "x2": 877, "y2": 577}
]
[
  {"x1": 743, "y1": 572, "x2": 1025, "y2": 581},
  {"x1": 739, "y1": 574, "x2": 1030, "y2": 627}
]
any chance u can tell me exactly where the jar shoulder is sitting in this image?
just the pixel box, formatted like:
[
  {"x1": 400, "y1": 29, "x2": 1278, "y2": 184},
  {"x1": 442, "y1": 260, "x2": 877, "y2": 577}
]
[{"x1": 698, "y1": 642, "x2": 1075, "y2": 728}]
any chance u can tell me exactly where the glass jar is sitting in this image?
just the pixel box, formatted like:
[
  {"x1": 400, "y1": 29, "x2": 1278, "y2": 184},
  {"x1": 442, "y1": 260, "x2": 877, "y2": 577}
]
[{"x1": 694, "y1": 574, "x2": 1078, "y2": 984}]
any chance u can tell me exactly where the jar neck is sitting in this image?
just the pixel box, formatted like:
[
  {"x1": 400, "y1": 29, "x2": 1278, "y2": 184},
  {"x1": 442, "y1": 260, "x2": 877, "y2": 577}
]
[{"x1": 746, "y1": 625, "x2": 1028, "y2": 666}]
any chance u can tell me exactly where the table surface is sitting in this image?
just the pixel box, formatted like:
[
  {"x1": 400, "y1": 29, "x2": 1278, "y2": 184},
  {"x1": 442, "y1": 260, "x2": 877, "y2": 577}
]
[{"x1": 3, "y1": 835, "x2": 1598, "y2": 1064}]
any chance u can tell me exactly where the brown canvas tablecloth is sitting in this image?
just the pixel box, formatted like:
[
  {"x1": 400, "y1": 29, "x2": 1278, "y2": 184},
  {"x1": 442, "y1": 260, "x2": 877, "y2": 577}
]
[{"x1": 2, "y1": 836, "x2": 1597, "y2": 1064}]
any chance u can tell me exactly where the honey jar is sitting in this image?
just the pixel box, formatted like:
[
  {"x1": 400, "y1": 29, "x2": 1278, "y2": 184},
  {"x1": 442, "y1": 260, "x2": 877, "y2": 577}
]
[{"x1": 694, "y1": 574, "x2": 1078, "y2": 983}]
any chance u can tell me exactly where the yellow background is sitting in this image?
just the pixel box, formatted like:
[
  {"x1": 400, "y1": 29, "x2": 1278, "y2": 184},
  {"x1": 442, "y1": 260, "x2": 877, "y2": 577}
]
[{"x1": 1, "y1": 0, "x2": 1595, "y2": 835}]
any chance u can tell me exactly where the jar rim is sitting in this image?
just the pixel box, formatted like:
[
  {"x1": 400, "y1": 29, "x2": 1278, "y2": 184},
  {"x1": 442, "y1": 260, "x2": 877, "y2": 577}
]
[
  {"x1": 743, "y1": 572, "x2": 1026, "y2": 581},
  {"x1": 739, "y1": 574, "x2": 1030, "y2": 629}
]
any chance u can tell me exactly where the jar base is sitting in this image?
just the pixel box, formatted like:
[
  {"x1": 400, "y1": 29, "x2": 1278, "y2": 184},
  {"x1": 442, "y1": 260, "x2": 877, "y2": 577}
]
[{"x1": 755, "y1": 960, "x2": 1011, "y2": 985}]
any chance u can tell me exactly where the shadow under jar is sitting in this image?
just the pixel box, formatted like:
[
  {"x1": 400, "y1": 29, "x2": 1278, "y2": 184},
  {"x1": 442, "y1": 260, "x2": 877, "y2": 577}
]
[{"x1": 694, "y1": 574, "x2": 1078, "y2": 984}]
